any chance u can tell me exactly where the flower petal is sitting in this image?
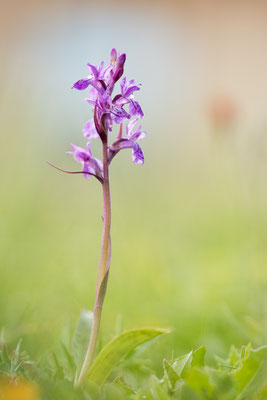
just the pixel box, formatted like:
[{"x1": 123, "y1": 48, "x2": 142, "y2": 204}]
[
  {"x1": 67, "y1": 144, "x2": 89, "y2": 163},
  {"x1": 110, "y1": 48, "x2": 117, "y2": 64},
  {"x1": 120, "y1": 77, "x2": 127, "y2": 93},
  {"x1": 126, "y1": 118, "x2": 139, "y2": 138},
  {"x1": 117, "y1": 53, "x2": 126, "y2": 68},
  {"x1": 88, "y1": 87, "x2": 98, "y2": 102},
  {"x1": 85, "y1": 98, "x2": 97, "y2": 107},
  {"x1": 101, "y1": 65, "x2": 112, "y2": 81},
  {"x1": 132, "y1": 142, "x2": 144, "y2": 164},
  {"x1": 103, "y1": 114, "x2": 113, "y2": 132},
  {"x1": 130, "y1": 129, "x2": 147, "y2": 142},
  {"x1": 83, "y1": 163, "x2": 92, "y2": 179},
  {"x1": 110, "y1": 104, "x2": 130, "y2": 119},
  {"x1": 72, "y1": 78, "x2": 91, "y2": 90},
  {"x1": 124, "y1": 86, "x2": 140, "y2": 98},
  {"x1": 83, "y1": 119, "x2": 99, "y2": 139},
  {"x1": 87, "y1": 63, "x2": 99, "y2": 79},
  {"x1": 90, "y1": 79, "x2": 105, "y2": 94},
  {"x1": 86, "y1": 142, "x2": 92, "y2": 156},
  {"x1": 129, "y1": 100, "x2": 144, "y2": 118}
]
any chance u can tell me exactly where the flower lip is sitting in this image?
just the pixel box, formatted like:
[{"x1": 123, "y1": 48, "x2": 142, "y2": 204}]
[
  {"x1": 66, "y1": 143, "x2": 103, "y2": 180},
  {"x1": 72, "y1": 78, "x2": 91, "y2": 90},
  {"x1": 108, "y1": 118, "x2": 146, "y2": 165},
  {"x1": 83, "y1": 119, "x2": 99, "y2": 139}
]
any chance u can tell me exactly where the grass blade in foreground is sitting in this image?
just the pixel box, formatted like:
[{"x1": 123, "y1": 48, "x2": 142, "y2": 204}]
[
  {"x1": 86, "y1": 328, "x2": 169, "y2": 388},
  {"x1": 72, "y1": 310, "x2": 94, "y2": 384}
]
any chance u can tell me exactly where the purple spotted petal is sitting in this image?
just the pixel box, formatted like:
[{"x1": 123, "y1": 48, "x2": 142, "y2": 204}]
[
  {"x1": 90, "y1": 79, "x2": 105, "y2": 94},
  {"x1": 110, "y1": 138, "x2": 132, "y2": 151},
  {"x1": 120, "y1": 77, "x2": 127, "y2": 93},
  {"x1": 132, "y1": 142, "x2": 144, "y2": 164},
  {"x1": 83, "y1": 120, "x2": 99, "y2": 139},
  {"x1": 126, "y1": 118, "x2": 139, "y2": 138},
  {"x1": 85, "y1": 98, "x2": 97, "y2": 107},
  {"x1": 108, "y1": 137, "x2": 145, "y2": 166},
  {"x1": 101, "y1": 65, "x2": 113, "y2": 82},
  {"x1": 113, "y1": 95, "x2": 129, "y2": 106},
  {"x1": 124, "y1": 85, "x2": 140, "y2": 98},
  {"x1": 110, "y1": 104, "x2": 130, "y2": 120},
  {"x1": 72, "y1": 78, "x2": 91, "y2": 90},
  {"x1": 83, "y1": 163, "x2": 93, "y2": 179},
  {"x1": 130, "y1": 130, "x2": 146, "y2": 141},
  {"x1": 67, "y1": 143, "x2": 103, "y2": 180},
  {"x1": 91, "y1": 157, "x2": 103, "y2": 176},
  {"x1": 87, "y1": 62, "x2": 102, "y2": 79},
  {"x1": 129, "y1": 100, "x2": 144, "y2": 118},
  {"x1": 98, "y1": 61, "x2": 104, "y2": 73},
  {"x1": 67, "y1": 144, "x2": 90, "y2": 163},
  {"x1": 103, "y1": 114, "x2": 113, "y2": 132},
  {"x1": 120, "y1": 77, "x2": 141, "y2": 98}
]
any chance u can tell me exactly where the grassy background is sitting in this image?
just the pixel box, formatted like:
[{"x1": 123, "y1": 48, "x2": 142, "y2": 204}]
[{"x1": 1, "y1": 129, "x2": 267, "y2": 372}]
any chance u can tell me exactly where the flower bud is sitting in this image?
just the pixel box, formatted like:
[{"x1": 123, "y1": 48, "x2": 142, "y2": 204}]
[{"x1": 110, "y1": 48, "x2": 117, "y2": 65}]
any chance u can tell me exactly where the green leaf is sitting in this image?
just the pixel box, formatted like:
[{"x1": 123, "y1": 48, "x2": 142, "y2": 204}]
[
  {"x1": 233, "y1": 345, "x2": 267, "y2": 399},
  {"x1": 192, "y1": 346, "x2": 206, "y2": 368},
  {"x1": 257, "y1": 382, "x2": 267, "y2": 399},
  {"x1": 60, "y1": 342, "x2": 76, "y2": 381},
  {"x1": 0, "y1": 345, "x2": 10, "y2": 371},
  {"x1": 87, "y1": 328, "x2": 169, "y2": 388},
  {"x1": 214, "y1": 355, "x2": 237, "y2": 372},
  {"x1": 181, "y1": 384, "x2": 202, "y2": 400},
  {"x1": 150, "y1": 375, "x2": 170, "y2": 400},
  {"x1": 209, "y1": 368, "x2": 236, "y2": 398},
  {"x1": 184, "y1": 368, "x2": 214, "y2": 400},
  {"x1": 0, "y1": 329, "x2": 5, "y2": 346},
  {"x1": 163, "y1": 358, "x2": 181, "y2": 391},
  {"x1": 51, "y1": 352, "x2": 66, "y2": 380},
  {"x1": 96, "y1": 270, "x2": 110, "y2": 309},
  {"x1": 172, "y1": 351, "x2": 193, "y2": 378},
  {"x1": 72, "y1": 309, "x2": 93, "y2": 381},
  {"x1": 240, "y1": 345, "x2": 247, "y2": 360},
  {"x1": 112, "y1": 376, "x2": 136, "y2": 395},
  {"x1": 228, "y1": 345, "x2": 240, "y2": 368},
  {"x1": 163, "y1": 347, "x2": 206, "y2": 392},
  {"x1": 14, "y1": 339, "x2": 22, "y2": 360}
]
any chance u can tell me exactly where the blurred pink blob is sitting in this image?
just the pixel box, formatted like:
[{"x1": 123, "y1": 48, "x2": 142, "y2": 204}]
[{"x1": 208, "y1": 94, "x2": 238, "y2": 132}]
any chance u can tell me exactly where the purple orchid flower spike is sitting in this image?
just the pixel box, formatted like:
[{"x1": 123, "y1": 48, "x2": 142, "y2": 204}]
[
  {"x1": 49, "y1": 49, "x2": 147, "y2": 387},
  {"x1": 108, "y1": 118, "x2": 146, "y2": 165},
  {"x1": 67, "y1": 143, "x2": 103, "y2": 180},
  {"x1": 72, "y1": 48, "x2": 143, "y2": 149}
]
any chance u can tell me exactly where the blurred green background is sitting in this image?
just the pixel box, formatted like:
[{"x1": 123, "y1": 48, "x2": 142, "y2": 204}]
[{"x1": 0, "y1": 0, "x2": 267, "y2": 371}]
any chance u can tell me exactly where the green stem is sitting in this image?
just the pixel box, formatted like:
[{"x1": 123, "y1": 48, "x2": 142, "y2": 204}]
[{"x1": 76, "y1": 139, "x2": 111, "y2": 387}]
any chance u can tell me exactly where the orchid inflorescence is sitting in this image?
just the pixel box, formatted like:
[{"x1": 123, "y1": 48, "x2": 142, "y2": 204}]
[{"x1": 67, "y1": 48, "x2": 146, "y2": 183}]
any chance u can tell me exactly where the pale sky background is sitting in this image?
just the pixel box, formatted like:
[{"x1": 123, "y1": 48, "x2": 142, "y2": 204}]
[{"x1": 1, "y1": 0, "x2": 267, "y2": 166}]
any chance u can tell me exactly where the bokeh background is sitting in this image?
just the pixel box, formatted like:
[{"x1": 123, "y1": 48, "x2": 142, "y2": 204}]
[{"x1": 1, "y1": 0, "x2": 267, "y2": 369}]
